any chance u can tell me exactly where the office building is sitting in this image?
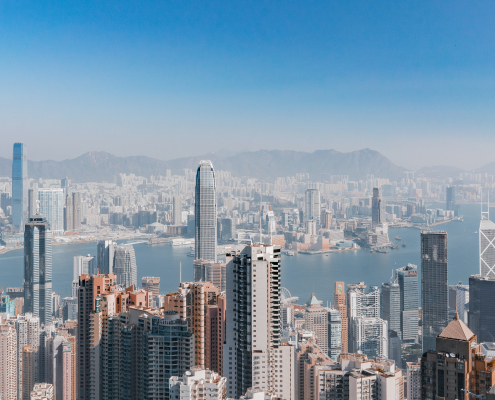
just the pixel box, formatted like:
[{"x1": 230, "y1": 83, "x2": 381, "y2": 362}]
[
  {"x1": 73, "y1": 255, "x2": 96, "y2": 280},
  {"x1": 64, "y1": 192, "x2": 82, "y2": 232},
  {"x1": 62, "y1": 297, "x2": 78, "y2": 321},
  {"x1": 421, "y1": 312, "x2": 495, "y2": 400},
  {"x1": 38, "y1": 188, "x2": 64, "y2": 235},
  {"x1": 381, "y1": 281, "x2": 401, "y2": 339},
  {"x1": 0, "y1": 322, "x2": 17, "y2": 400},
  {"x1": 114, "y1": 243, "x2": 137, "y2": 288},
  {"x1": 221, "y1": 217, "x2": 236, "y2": 241},
  {"x1": 352, "y1": 317, "x2": 389, "y2": 359},
  {"x1": 195, "y1": 160, "x2": 217, "y2": 262},
  {"x1": 24, "y1": 215, "x2": 52, "y2": 325},
  {"x1": 224, "y1": 244, "x2": 294, "y2": 400},
  {"x1": 469, "y1": 274, "x2": 495, "y2": 343},
  {"x1": 347, "y1": 282, "x2": 380, "y2": 353},
  {"x1": 304, "y1": 187, "x2": 320, "y2": 224},
  {"x1": 480, "y1": 217, "x2": 495, "y2": 277},
  {"x1": 371, "y1": 187, "x2": 385, "y2": 229},
  {"x1": 28, "y1": 187, "x2": 37, "y2": 218},
  {"x1": 173, "y1": 195, "x2": 183, "y2": 225},
  {"x1": 12, "y1": 143, "x2": 28, "y2": 231},
  {"x1": 406, "y1": 362, "x2": 421, "y2": 400},
  {"x1": 304, "y1": 291, "x2": 328, "y2": 354},
  {"x1": 205, "y1": 262, "x2": 227, "y2": 292},
  {"x1": 334, "y1": 281, "x2": 348, "y2": 353},
  {"x1": 421, "y1": 231, "x2": 448, "y2": 352},
  {"x1": 327, "y1": 308, "x2": 342, "y2": 362},
  {"x1": 96, "y1": 240, "x2": 116, "y2": 274},
  {"x1": 30, "y1": 383, "x2": 54, "y2": 400},
  {"x1": 169, "y1": 367, "x2": 227, "y2": 400},
  {"x1": 446, "y1": 186, "x2": 456, "y2": 211},
  {"x1": 388, "y1": 330, "x2": 401, "y2": 368},
  {"x1": 142, "y1": 276, "x2": 160, "y2": 297},
  {"x1": 396, "y1": 264, "x2": 419, "y2": 343}
]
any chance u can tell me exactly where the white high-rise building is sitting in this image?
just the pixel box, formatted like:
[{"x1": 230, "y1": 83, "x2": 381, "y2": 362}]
[
  {"x1": 96, "y1": 240, "x2": 116, "y2": 274},
  {"x1": 173, "y1": 195, "x2": 183, "y2": 225},
  {"x1": 114, "y1": 244, "x2": 137, "y2": 288},
  {"x1": 304, "y1": 187, "x2": 320, "y2": 224},
  {"x1": 195, "y1": 160, "x2": 217, "y2": 262},
  {"x1": 224, "y1": 244, "x2": 295, "y2": 400},
  {"x1": 37, "y1": 188, "x2": 64, "y2": 235},
  {"x1": 73, "y1": 255, "x2": 96, "y2": 280},
  {"x1": 480, "y1": 218, "x2": 495, "y2": 277}
]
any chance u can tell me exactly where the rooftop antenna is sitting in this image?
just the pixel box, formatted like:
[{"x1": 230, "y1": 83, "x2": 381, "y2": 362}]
[{"x1": 481, "y1": 188, "x2": 490, "y2": 221}]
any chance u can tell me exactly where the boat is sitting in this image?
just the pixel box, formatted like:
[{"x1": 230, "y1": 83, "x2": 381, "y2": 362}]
[
  {"x1": 392, "y1": 244, "x2": 399, "y2": 249},
  {"x1": 395, "y1": 235, "x2": 401, "y2": 240},
  {"x1": 376, "y1": 248, "x2": 388, "y2": 253},
  {"x1": 187, "y1": 252, "x2": 195, "y2": 257},
  {"x1": 286, "y1": 250, "x2": 295, "y2": 256},
  {"x1": 402, "y1": 241, "x2": 406, "y2": 247}
]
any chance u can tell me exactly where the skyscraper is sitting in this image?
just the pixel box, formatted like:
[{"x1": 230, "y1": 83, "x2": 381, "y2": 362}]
[
  {"x1": 224, "y1": 245, "x2": 293, "y2": 400},
  {"x1": 28, "y1": 187, "x2": 37, "y2": 218},
  {"x1": 446, "y1": 186, "x2": 456, "y2": 211},
  {"x1": 24, "y1": 215, "x2": 52, "y2": 325},
  {"x1": 327, "y1": 308, "x2": 342, "y2": 362},
  {"x1": 37, "y1": 189, "x2": 64, "y2": 235},
  {"x1": 0, "y1": 322, "x2": 17, "y2": 400},
  {"x1": 334, "y1": 281, "x2": 348, "y2": 354},
  {"x1": 371, "y1": 187, "x2": 385, "y2": 229},
  {"x1": 381, "y1": 281, "x2": 401, "y2": 338},
  {"x1": 421, "y1": 231, "x2": 448, "y2": 352},
  {"x1": 304, "y1": 291, "x2": 328, "y2": 354},
  {"x1": 96, "y1": 240, "x2": 116, "y2": 274},
  {"x1": 173, "y1": 195, "x2": 182, "y2": 225},
  {"x1": 12, "y1": 143, "x2": 28, "y2": 231},
  {"x1": 114, "y1": 244, "x2": 137, "y2": 288},
  {"x1": 195, "y1": 160, "x2": 217, "y2": 262},
  {"x1": 304, "y1": 187, "x2": 320, "y2": 224},
  {"x1": 468, "y1": 274, "x2": 495, "y2": 343},
  {"x1": 396, "y1": 264, "x2": 419, "y2": 343},
  {"x1": 479, "y1": 218, "x2": 495, "y2": 277}
]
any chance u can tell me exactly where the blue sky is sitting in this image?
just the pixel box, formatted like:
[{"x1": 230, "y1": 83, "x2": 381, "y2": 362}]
[{"x1": 1, "y1": 1, "x2": 494, "y2": 169}]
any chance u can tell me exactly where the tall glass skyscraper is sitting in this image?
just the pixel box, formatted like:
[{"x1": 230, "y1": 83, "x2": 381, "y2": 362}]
[
  {"x1": 396, "y1": 263, "x2": 419, "y2": 343},
  {"x1": 38, "y1": 188, "x2": 64, "y2": 235},
  {"x1": 421, "y1": 231, "x2": 448, "y2": 352},
  {"x1": 24, "y1": 215, "x2": 52, "y2": 325},
  {"x1": 195, "y1": 160, "x2": 217, "y2": 262},
  {"x1": 12, "y1": 143, "x2": 28, "y2": 231},
  {"x1": 114, "y1": 244, "x2": 137, "y2": 288},
  {"x1": 304, "y1": 187, "x2": 321, "y2": 223}
]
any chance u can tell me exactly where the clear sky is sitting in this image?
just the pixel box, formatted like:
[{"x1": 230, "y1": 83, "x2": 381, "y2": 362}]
[{"x1": 1, "y1": 1, "x2": 494, "y2": 170}]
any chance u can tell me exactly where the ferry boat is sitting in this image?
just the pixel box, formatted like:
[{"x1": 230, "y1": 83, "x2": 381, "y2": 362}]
[
  {"x1": 395, "y1": 235, "x2": 401, "y2": 240},
  {"x1": 285, "y1": 250, "x2": 295, "y2": 256},
  {"x1": 402, "y1": 241, "x2": 406, "y2": 247}
]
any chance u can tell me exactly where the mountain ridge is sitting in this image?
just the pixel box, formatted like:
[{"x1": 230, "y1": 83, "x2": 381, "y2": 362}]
[{"x1": 0, "y1": 148, "x2": 406, "y2": 182}]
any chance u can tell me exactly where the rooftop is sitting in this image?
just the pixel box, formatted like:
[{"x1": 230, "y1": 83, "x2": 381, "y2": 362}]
[{"x1": 438, "y1": 312, "x2": 475, "y2": 341}]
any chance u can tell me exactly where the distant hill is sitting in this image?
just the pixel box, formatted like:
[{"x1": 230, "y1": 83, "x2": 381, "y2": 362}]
[
  {"x1": 416, "y1": 165, "x2": 465, "y2": 179},
  {"x1": 475, "y1": 162, "x2": 495, "y2": 175},
  {"x1": 0, "y1": 148, "x2": 405, "y2": 182}
]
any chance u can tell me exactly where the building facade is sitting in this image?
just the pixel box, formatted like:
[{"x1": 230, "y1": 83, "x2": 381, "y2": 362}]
[
  {"x1": 195, "y1": 160, "x2": 217, "y2": 262},
  {"x1": 304, "y1": 292, "x2": 328, "y2": 354},
  {"x1": 114, "y1": 244, "x2": 137, "y2": 288},
  {"x1": 396, "y1": 264, "x2": 419, "y2": 343},
  {"x1": 37, "y1": 188, "x2": 64, "y2": 235},
  {"x1": 304, "y1": 188, "x2": 320, "y2": 224},
  {"x1": 12, "y1": 142, "x2": 28, "y2": 232},
  {"x1": 469, "y1": 274, "x2": 495, "y2": 343},
  {"x1": 480, "y1": 218, "x2": 495, "y2": 277},
  {"x1": 24, "y1": 215, "x2": 52, "y2": 325},
  {"x1": 421, "y1": 231, "x2": 448, "y2": 352}
]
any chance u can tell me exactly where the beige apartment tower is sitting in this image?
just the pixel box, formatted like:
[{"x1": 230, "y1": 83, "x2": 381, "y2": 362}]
[
  {"x1": 334, "y1": 281, "x2": 348, "y2": 353},
  {"x1": 142, "y1": 276, "x2": 160, "y2": 297},
  {"x1": 0, "y1": 323, "x2": 17, "y2": 400}
]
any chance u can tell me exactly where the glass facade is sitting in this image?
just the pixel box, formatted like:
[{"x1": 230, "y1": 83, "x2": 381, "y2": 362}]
[
  {"x1": 421, "y1": 231, "x2": 448, "y2": 353},
  {"x1": 195, "y1": 160, "x2": 217, "y2": 262},
  {"x1": 12, "y1": 142, "x2": 28, "y2": 231},
  {"x1": 38, "y1": 188, "x2": 65, "y2": 235}
]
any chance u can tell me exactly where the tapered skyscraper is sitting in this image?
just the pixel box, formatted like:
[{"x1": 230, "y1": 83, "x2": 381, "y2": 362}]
[
  {"x1": 24, "y1": 215, "x2": 52, "y2": 325},
  {"x1": 195, "y1": 160, "x2": 217, "y2": 262},
  {"x1": 421, "y1": 231, "x2": 448, "y2": 352},
  {"x1": 12, "y1": 143, "x2": 28, "y2": 231}
]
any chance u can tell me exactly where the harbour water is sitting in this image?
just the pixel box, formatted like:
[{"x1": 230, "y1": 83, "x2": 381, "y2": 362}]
[{"x1": 0, "y1": 203, "x2": 484, "y2": 306}]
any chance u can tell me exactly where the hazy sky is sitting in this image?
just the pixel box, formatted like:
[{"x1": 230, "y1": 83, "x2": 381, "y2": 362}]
[{"x1": 1, "y1": 1, "x2": 494, "y2": 170}]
